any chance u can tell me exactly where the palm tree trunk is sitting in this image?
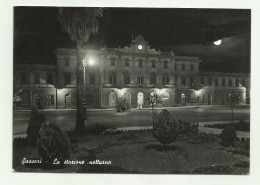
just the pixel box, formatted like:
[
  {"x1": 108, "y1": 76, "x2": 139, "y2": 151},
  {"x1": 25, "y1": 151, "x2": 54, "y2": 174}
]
[{"x1": 75, "y1": 45, "x2": 85, "y2": 134}]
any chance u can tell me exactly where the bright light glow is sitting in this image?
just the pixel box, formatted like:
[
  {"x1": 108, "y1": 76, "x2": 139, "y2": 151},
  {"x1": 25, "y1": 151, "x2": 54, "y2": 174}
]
[
  {"x1": 82, "y1": 59, "x2": 87, "y2": 67},
  {"x1": 214, "y1": 39, "x2": 222, "y2": 45},
  {"x1": 88, "y1": 58, "x2": 95, "y2": 66},
  {"x1": 197, "y1": 90, "x2": 200, "y2": 95}
]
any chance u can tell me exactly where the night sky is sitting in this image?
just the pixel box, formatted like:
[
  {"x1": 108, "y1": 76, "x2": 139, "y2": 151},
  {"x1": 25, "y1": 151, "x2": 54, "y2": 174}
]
[{"x1": 14, "y1": 7, "x2": 251, "y2": 73}]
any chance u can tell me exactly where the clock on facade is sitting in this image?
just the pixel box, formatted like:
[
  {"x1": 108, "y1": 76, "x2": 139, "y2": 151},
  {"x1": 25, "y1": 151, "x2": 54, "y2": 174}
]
[{"x1": 137, "y1": 44, "x2": 143, "y2": 50}]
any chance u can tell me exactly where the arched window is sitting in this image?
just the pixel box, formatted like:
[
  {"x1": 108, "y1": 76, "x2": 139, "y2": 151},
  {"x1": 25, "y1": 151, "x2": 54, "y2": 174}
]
[
  {"x1": 108, "y1": 72, "x2": 117, "y2": 84},
  {"x1": 162, "y1": 74, "x2": 170, "y2": 85}
]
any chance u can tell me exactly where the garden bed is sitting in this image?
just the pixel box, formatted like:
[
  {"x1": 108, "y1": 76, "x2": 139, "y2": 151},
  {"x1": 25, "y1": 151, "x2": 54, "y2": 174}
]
[
  {"x1": 204, "y1": 121, "x2": 250, "y2": 132},
  {"x1": 13, "y1": 132, "x2": 249, "y2": 174}
]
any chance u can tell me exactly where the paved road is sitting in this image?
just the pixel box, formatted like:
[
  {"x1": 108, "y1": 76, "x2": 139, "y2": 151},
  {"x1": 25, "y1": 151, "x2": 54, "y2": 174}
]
[{"x1": 13, "y1": 105, "x2": 250, "y2": 135}]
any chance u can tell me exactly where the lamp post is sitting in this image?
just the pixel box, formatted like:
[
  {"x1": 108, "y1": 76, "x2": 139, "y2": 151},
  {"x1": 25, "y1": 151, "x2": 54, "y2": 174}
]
[
  {"x1": 197, "y1": 90, "x2": 200, "y2": 107},
  {"x1": 82, "y1": 59, "x2": 87, "y2": 119},
  {"x1": 82, "y1": 57, "x2": 95, "y2": 119}
]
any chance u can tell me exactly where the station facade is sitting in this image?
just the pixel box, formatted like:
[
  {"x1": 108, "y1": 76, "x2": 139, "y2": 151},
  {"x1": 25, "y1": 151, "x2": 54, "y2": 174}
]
[{"x1": 13, "y1": 36, "x2": 250, "y2": 109}]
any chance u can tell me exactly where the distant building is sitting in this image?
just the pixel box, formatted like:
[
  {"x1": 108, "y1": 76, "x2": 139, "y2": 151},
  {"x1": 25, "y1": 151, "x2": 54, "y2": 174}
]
[{"x1": 13, "y1": 35, "x2": 250, "y2": 109}]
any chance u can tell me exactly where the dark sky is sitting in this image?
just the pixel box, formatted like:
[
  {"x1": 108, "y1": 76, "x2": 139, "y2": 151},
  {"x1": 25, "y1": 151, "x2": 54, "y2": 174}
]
[{"x1": 14, "y1": 7, "x2": 251, "y2": 73}]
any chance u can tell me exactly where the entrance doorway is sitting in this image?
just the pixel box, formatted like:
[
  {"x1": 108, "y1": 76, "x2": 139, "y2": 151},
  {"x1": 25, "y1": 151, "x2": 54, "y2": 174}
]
[
  {"x1": 65, "y1": 93, "x2": 71, "y2": 109},
  {"x1": 124, "y1": 91, "x2": 131, "y2": 108},
  {"x1": 108, "y1": 91, "x2": 117, "y2": 107},
  {"x1": 181, "y1": 93, "x2": 186, "y2": 105},
  {"x1": 137, "y1": 92, "x2": 144, "y2": 108}
]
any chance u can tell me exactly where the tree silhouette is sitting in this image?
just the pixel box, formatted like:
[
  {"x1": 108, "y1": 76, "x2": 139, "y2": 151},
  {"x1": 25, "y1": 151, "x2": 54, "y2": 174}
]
[
  {"x1": 145, "y1": 91, "x2": 163, "y2": 126},
  {"x1": 57, "y1": 8, "x2": 103, "y2": 134}
]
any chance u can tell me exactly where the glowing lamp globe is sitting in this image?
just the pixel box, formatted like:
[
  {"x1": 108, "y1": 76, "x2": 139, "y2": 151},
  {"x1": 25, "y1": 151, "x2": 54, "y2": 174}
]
[
  {"x1": 214, "y1": 39, "x2": 222, "y2": 46},
  {"x1": 88, "y1": 58, "x2": 95, "y2": 66}
]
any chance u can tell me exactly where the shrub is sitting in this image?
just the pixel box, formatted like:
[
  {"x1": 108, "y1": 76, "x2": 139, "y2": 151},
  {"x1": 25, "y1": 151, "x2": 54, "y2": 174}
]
[
  {"x1": 178, "y1": 119, "x2": 199, "y2": 135},
  {"x1": 219, "y1": 126, "x2": 237, "y2": 147},
  {"x1": 87, "y1": 124, "x2": 107, "y2": 135},
  {"x1": 153, "y1": 109, "x2": 179, "y2": 148},
  {"x1": 26, "y1": 106, "x2": 46, "y2": 146},
  {"x1": 38, "y1": 121, "x2": 70, "y2": 164}
]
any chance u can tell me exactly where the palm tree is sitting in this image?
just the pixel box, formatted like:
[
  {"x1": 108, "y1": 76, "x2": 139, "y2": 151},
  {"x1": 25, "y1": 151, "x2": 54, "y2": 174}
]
[{"x1": 57, "y1": 7, "x2": 103, "y2": 134}]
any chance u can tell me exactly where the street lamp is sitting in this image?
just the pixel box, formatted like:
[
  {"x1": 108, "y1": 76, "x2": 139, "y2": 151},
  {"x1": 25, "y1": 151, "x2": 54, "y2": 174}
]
[
  {"x1": 82, "y1": 57, "x2": 95, "y2": 119},
  {"x1": 82, "y1": 59, "x2": 87, "y2": 117},
  {"x1": 197, "y1": 90, "x2": 200, "y2": 107}
]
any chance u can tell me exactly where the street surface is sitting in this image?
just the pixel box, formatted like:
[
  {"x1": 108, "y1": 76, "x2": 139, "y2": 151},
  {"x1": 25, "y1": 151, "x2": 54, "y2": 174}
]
[{"x1": 13, "y1": 105, "x2": 250, "y2": 135}]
